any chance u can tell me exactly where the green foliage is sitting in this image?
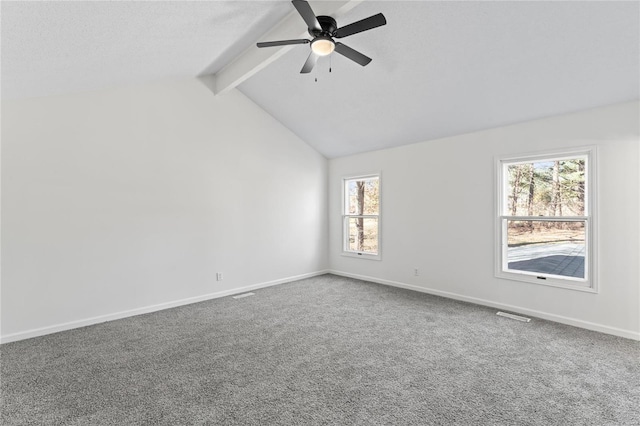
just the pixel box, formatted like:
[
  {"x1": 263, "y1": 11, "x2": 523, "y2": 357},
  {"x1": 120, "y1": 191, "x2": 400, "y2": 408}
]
[{"x1": 507, "y1": 158, "x2": 585, "y2": 217}]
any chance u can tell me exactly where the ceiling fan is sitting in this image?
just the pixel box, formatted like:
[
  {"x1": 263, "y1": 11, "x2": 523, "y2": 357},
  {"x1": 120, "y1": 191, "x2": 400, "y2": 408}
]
[{"x1": 256, "y1": 0, "x2": 387, "y2": 74}]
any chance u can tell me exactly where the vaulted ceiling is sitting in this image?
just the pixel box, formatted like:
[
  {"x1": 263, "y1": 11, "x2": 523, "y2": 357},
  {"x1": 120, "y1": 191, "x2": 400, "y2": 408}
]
[{"x1": 2, "y1": 1, "x2": 638, "y2": 158}]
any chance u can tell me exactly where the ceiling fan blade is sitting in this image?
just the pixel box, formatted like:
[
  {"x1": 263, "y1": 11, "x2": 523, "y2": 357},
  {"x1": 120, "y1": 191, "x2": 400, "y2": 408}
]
[
  {"x1": 334, "y1": 43, "x2": 372, "y2": 67},
  {"x1": 292, "y1": 0, "x2": 321, "y2": 31},
  {"x1": 300, "y1": 51, "x2": 320, "y2": 74},
  {"x1": 257, "y1": 39, "x2": 310, "y2": 48},
  {"x1": 334, "y1": 13, "x2": 387, "y2": 38}
]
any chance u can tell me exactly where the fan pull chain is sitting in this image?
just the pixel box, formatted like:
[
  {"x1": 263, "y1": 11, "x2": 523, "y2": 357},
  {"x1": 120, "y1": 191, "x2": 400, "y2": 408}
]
[{"x1": 314, "y1": 55, "x2": 333, "y2": 82}]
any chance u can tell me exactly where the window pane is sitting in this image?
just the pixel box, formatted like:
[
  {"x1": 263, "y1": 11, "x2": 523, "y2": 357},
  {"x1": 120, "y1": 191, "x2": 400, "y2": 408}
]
[
  {"x1": 347, "y1": 217, "x2": 378, "y2": 254},
  {"x1": 506, "y1": 220, "x2": 585, "y2": 279},
  {"x1": 506, "y1": 158, "x2": 586, "y2": 216},
  {"x1": 347, "y1": 178, "x2": 379, "y2": 215}
]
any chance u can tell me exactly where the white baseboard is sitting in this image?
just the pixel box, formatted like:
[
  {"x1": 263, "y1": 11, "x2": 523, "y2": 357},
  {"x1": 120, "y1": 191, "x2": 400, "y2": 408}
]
[
  {"x1": 5, "y1": 270, "x2": 637, "y2": 343},
  {"x1": 329, "y1": 270, "x2": 640, "y2": 341},
  {"x1": 0, "y1": 270, "x2": 329, "y2": 344}
]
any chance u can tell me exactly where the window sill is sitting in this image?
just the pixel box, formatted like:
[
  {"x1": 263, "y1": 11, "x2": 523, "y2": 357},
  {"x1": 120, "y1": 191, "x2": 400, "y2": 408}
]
[
  {"x1": 495, "y1": 270, "x2": 597, "y2": 293},
  {"x1": 341, "y1": 251, "x2": 381, "y2": 261}
]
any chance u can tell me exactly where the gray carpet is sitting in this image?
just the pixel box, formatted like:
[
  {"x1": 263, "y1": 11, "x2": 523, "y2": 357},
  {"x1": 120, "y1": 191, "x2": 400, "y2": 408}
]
[{"x1": 1, "y1": 274, "x2": 639, "y2": 425}]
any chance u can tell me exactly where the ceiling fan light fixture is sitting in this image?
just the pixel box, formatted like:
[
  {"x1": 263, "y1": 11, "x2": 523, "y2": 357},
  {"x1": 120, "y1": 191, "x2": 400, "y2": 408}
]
[{"x1": 311, "y1": 36, "x2": 335, "y2": 56}]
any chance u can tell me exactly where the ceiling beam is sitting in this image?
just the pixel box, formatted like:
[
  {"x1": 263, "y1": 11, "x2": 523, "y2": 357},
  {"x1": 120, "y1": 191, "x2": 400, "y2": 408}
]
[{"x1": 203, "y1": 0, "x2": 364, "y2": 95}]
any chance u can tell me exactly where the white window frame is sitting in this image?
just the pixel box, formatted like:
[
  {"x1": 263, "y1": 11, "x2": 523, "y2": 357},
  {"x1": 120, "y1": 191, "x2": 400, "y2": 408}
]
[
  {"x1": 495, "y1": 147, "x2": 597, "y2": 292},
  {"x1": 342, "y1": 173, "x2": 381, "y2": 260}
]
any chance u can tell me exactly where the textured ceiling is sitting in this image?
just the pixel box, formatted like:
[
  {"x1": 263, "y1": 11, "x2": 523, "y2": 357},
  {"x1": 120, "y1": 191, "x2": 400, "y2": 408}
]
[
  {"x1": 239, "y1": 1, "x2": 640, "y2": 158},
  {"x1": 2, "y1": 1, "x2": 639, "y2": 159},
  {"x1": 1, "y1": 1, "x2": 291, "y2": 99}
]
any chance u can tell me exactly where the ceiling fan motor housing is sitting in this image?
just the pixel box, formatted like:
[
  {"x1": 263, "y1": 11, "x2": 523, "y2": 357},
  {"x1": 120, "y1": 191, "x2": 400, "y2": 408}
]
[{"x1": 310, "y1": 16, "x2": 337, "y2": 37}]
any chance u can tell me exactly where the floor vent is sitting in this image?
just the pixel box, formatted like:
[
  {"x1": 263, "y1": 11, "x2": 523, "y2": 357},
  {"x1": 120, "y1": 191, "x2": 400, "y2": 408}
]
[
  {"x1": 232, "y1": 292, "x2": 255, "y2": 300},
  {"x1": 496, "y1": 311, "x2": 531, "y2": 322}
]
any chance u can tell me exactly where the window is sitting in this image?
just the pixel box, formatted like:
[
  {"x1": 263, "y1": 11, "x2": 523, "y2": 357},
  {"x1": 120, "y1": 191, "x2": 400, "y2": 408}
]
[
  {"x1": 495, "y1": 148, "x2": 596, "y2": 291},
  {"x1": 343, "y1": 175, "x2": 380, "y2": 259}
]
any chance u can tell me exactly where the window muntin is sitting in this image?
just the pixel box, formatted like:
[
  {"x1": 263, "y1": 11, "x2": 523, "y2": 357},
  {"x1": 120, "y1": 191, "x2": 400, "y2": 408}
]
[
  {"x1": 343, "y1": 175, "x2": 380, "y2": 258},
  {"x1": 497, "y1": 149, "x2": 595, "y2": 291}
]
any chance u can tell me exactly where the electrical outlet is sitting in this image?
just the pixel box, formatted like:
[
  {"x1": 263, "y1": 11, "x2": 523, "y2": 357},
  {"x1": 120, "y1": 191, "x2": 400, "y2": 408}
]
[
  {"x1": 216, "y1": 272, "x2": 223, "y2": 281},
  {"x1": 414, "y1": 268, "x2": 419, "y2": 276}
]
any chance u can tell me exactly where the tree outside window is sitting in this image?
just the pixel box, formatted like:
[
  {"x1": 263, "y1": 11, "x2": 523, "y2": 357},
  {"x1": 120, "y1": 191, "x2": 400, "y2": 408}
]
[
  {"x1": 343, "y1": 175, "x2": 380, "y2": 257},
  {"x1": 497, "y1": 148, "x2": 596, "y2": 291}
]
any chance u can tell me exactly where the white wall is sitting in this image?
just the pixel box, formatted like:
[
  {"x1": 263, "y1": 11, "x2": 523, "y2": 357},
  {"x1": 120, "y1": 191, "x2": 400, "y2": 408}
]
[
  {"x1": 3, "y1": 84, "x2": 637, "y2": 342},
  {"x1": 1, "y1": 79, "x2": 328, "y2": 341},
  {"x1": 329, "y1": 101, "x2": 640, "y2": 340}
]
